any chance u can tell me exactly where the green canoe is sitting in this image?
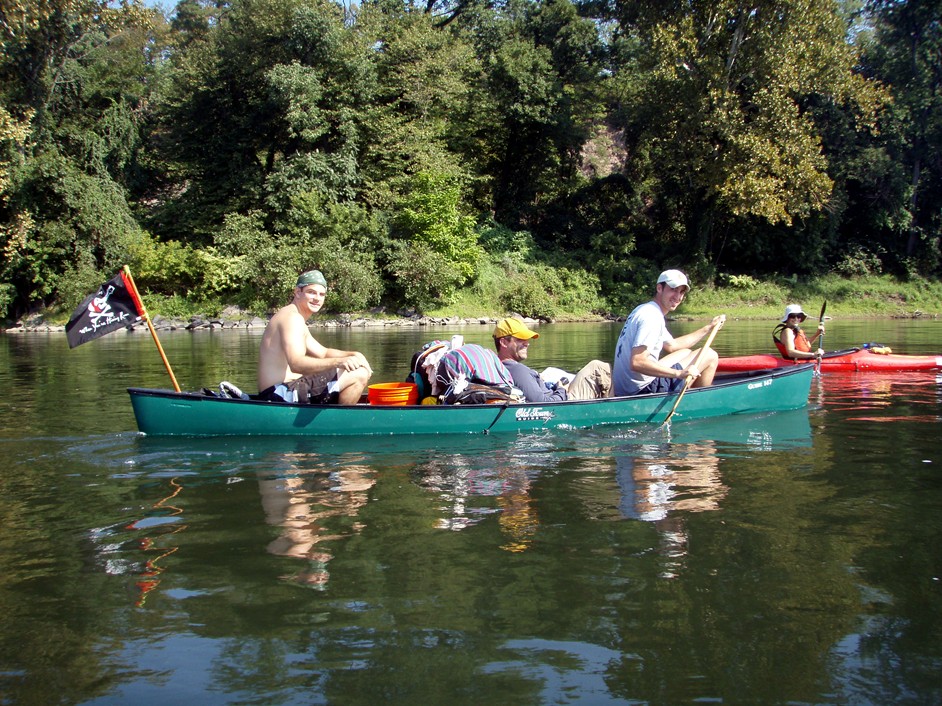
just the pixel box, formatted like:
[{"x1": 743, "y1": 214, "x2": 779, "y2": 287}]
[{"x1": 127, "y1": 365, "x2": 813, "y2": 437}]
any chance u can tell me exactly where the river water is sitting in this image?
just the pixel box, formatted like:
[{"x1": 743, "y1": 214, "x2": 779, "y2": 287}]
[{"x1": 1, "y1": 318, "x2": 940, "y2": 704}]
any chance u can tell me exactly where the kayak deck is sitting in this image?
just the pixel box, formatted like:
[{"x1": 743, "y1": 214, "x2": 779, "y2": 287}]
[{"x1": 717, "y1": 347, "x2": 942, "y2": 373}]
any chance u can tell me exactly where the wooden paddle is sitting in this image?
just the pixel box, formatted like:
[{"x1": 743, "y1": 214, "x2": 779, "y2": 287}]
[
  {"x1": 814, "y1": 300, "x2": 827, "y2": 374},
  {"x1": 662, "y1": 316, "x2": 725, "y2": 425}
]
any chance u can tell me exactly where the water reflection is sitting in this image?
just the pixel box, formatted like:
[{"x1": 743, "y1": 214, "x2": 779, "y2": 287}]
[
  {"x1": 406, "y1": 409, "x2": 814, "y2": 560},
  {"x1": 818, "y1": 371, "x2": 942, "y2": 423},
  {"x1": 411, "y1": 440, "x2": 557, "y2": 553},
  {"x1": 125, "y1": 478, "x2": 187, "y2": 606},
  {"x1": 615, "y1": 440, "x2": 724, "y2": 578},
  {"x1": 257, "y1": 459, "x2": 376, "y2": 589},
  {"x1": 89, "y1": 474, "x2": 189, "y2": 608}
]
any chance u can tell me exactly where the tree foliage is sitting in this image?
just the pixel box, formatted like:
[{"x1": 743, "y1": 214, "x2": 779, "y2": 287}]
[
  {"x1": 859, "y1": 0, "x2": 942, "y2": 273},
  {"x1": 0, "y1": 0, "x2": 159, "y2": 315},
  {"x1": 0, "y1": 0, "x2": 938, "y2": 321},
  {"x1": 606, "y1": 0, "x2": 888, "y2": 274},
  {"x1": 388, "y1": 170, "x2": 482, "y2": 310}
]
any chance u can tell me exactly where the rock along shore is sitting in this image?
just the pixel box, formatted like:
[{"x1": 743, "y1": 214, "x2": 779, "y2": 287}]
[{"x1": 3, "y1": 306, "x2": 622, "y2": 335}]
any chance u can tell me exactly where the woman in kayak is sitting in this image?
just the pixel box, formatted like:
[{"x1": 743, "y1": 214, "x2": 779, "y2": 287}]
[{"x1": 773, "y1": 304, "x2": 825, "y2": 360}]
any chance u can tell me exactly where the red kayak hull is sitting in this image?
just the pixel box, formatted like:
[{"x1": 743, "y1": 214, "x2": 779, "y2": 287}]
[{"x1": 717, "y1": 347, "x2": 942, "y2": 373}]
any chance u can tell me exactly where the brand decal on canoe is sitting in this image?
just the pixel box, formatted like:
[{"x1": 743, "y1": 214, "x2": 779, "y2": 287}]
[
  {"x1": 515, "y1": 407, "x2": 555, "y2": 422},
  {"x1": 747, "y1": 379, "x2": 773, "y2": 390}
]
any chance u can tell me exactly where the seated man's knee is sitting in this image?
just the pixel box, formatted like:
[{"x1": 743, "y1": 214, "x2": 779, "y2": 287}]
[
  {"x1": 339, "y1": 367, "x2": 370, "y2": 391},
  {"x1": 337, "y1": 369, "x2": 370, "y2": 404}
]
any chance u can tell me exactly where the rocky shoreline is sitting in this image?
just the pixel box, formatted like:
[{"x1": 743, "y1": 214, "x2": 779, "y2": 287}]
[
  {"x1": 6, "y1": 303, "x2": 933, "y2": 335},
  {"x1": 3, "y1": 306, "x2": 620, "y2": 335}
]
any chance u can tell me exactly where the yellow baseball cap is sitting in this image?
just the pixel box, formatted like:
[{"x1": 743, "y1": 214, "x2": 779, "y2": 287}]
[{"x1": 493, "y1": 317, "x2": 539, "y2": 340}]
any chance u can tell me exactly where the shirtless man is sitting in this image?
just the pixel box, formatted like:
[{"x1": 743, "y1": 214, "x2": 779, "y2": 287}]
[{"x1": 258, "y1": 270, "x2": 372, "y2": 404}]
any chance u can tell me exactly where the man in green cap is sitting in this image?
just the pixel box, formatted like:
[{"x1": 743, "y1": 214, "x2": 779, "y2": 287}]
[{"x1": 258, "y1": 269, "x2": 372, "y2": 404}]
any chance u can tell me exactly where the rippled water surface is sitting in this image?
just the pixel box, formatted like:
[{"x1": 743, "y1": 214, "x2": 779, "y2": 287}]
[{"x1": 0, "y1": 318, "x2": 940, "y2": 705}]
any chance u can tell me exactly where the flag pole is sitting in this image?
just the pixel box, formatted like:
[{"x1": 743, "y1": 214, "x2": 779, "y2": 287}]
[{"x1": 123, "y1": 265, "x2": 181, "y2": 392}]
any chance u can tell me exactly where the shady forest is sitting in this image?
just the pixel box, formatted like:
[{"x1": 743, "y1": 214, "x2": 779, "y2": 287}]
[{"x1": 1, "y1": 0, "x2": 940, "y2": 321}]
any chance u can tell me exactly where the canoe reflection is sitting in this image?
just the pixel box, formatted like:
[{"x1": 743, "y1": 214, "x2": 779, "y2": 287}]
[
  {"x1": 615, "y1": 441, "x2": 723, "y2": 578},
  {"x1": 610, "y1": 408, "x2": 812, "y2": 578},
  {"x1": 131, "y1": 408, "x2": 812, "y2": 581}
]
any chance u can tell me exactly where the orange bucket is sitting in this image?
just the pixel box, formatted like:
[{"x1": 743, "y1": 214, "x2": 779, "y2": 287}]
[{"x1": 368, "y1": 382, "x2": 419, "y2": 406}]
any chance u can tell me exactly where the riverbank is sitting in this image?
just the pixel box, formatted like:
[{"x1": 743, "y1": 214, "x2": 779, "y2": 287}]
[
  {"x1": 5, "y1": 305, "x2": 935, "y2": 336},
  {"x1": 1, "y1": 308, "x2": 570, "y2": 335},
  {"x1": 5, "y1": 272, "x2": 941, "y2": 334}
]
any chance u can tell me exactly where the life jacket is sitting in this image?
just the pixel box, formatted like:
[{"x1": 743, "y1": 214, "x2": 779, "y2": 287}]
[{"x1": 772, "y1": 323, "x2": 811, "y2": 359}]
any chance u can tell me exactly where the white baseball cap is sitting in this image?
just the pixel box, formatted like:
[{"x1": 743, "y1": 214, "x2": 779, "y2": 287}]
[{"x1": 657, "y1": 269, "x2": 689, "y2": 292}]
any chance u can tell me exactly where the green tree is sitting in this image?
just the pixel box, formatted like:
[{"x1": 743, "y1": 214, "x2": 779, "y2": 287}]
[
  {"x1": 154, "y1": 0, "x2": 375, "y2": 240},
  {"x1": 861, "y1": 0, "x2": 942, "y2": 274},
  {"x1": 467, "y1": 0, "x2": 606, "y2": 227},
  {"x1": 388, "y1": 170, "x2": 482, "y2": 309},
  {"x1": 608, "y1": 0, "x2": 886, "y2": 275},
  {"x1": 0, "y1": 0, "x2": 161, "y2": 318},
  {"x1": 355, "y1": 4, "x2": 481, "y2": 210}
]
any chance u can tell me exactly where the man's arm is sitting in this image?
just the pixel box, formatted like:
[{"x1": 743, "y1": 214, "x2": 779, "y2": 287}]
[
  {"x1": 505, "y1": 361, "x2": 567, "y2": 402},
  {"x1": 305, "y1": 337, "x2": 373, "y2": 373},
  {"x1": 279, "y1": 319, "x2": 350, "y2": 376},
  {"x1": 629, "y1": 345, "x2": 684, "y2": 380}
]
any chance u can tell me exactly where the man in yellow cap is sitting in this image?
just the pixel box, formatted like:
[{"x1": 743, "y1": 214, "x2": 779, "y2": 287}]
[
  {"x1": 493, "y1": 317, "x2": 611, "y2": 402},
  {"x1": 258, "y1": 269, "x2": 372, "y2": 404}
]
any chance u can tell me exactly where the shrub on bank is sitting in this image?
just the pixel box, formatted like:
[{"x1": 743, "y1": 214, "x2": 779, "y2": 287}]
[{"x1": 35, "y1": 265, "x2": 942, "y2": 327}]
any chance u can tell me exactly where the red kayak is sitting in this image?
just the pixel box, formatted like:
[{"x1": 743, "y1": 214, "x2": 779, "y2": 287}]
[{"x1": 717, "y1": 347, "x2": 942, "y2": 373}]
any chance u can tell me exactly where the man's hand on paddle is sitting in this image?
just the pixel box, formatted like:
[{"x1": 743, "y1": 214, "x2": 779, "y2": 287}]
[{"x1": 683, "y1": 315, "x2": 725, "y2": 382}]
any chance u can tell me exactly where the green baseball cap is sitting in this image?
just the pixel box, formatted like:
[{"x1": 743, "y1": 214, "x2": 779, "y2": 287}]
[{"x1": 296, "y1": 270, "x2": 327, "y2": 288}]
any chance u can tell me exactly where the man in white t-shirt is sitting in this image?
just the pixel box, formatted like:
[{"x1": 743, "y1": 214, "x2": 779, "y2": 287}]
[{"x1": 612, "y1": 269, "x2": 725, "y2": 396}]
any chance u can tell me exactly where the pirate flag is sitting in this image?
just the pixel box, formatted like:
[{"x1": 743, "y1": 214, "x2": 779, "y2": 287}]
[{"x1": 65, "y1": 271, "x2": 145, "y2": 348}]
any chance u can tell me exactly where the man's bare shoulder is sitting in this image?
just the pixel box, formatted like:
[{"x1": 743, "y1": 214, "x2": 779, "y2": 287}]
[{"x1": 269, "y1": 303, "x2": 307, "y2": 326}]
